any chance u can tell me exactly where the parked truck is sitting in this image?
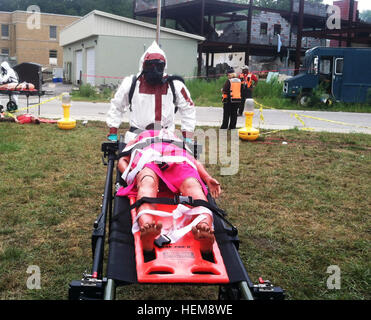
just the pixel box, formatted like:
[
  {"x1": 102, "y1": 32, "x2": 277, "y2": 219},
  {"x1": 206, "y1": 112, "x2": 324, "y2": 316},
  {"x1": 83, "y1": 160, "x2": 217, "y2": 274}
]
[{"x1": 283, "y1": 47, "x2": 371, "y2": 105}]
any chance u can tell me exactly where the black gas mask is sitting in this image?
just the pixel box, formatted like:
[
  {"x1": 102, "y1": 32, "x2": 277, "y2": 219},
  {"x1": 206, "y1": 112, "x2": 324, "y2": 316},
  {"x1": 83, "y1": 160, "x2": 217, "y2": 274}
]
[
  {"x1": 1, "y1": 67, "x2": 6, "y2": 75},
  {"x1": 142, "y1": 59, "x2": 165, "y2": 85}
]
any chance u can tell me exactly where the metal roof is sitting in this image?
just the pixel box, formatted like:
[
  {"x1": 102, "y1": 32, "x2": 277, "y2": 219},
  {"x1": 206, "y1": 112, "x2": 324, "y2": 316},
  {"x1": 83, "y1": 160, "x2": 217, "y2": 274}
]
[{"x1": 60, "y1": 10, "x2": 205, "y2": 46}]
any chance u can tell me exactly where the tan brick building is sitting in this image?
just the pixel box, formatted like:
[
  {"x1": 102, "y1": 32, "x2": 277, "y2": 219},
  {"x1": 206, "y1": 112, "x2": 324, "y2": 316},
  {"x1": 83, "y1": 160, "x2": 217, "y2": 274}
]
[{"x1": 0, "y1": 11, "x2": 79, "y2": 67}]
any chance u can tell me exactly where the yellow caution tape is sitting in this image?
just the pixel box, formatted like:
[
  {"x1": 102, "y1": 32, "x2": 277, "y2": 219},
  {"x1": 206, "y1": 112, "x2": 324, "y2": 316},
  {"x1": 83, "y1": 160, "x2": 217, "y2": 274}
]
[
  {"x1": 1, "y1": 93, "x2": 68, "y2": 121},
  {"x1": 4, "y1": 111, "x2": 16, "y2": 119},
  {"x1": 255, "y1": 100, "x2": 315, "y2": 133},
  {"x1": 298, "y1": 114, "x2": 371, "y2": 130},
  {"x1": 259, "y1": 105, "x2": 265, "y2": 128},
  {"x1": 254, "y1": 99, "x2": 371, "y2": 131},
  {"x1": 292, "y1": 113, "x2": 306, "y2": 127},
  {"x1": 16, "y1": 94, "x2": 65, "y2": 113}
]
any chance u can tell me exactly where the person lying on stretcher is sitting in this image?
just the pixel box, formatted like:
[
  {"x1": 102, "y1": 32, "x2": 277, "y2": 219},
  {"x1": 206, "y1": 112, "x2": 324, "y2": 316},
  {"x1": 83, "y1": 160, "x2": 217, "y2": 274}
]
[
  {"x1": 0, "y1": 82, "x2": 35, "y2": 91},
  {"x1": 117, "y1": 128, "x2": 222, "y2": 256}
]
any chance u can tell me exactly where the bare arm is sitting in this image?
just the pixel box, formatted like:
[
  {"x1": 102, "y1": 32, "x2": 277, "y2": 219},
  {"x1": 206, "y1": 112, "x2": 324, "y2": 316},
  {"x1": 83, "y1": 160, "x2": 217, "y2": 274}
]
[
  {"x1": 118, "y1": 156, "x2": 130, "y2": 174},
  {"x1": 194, "y1": 159, "x2": 221, "y2": 198},
  {"x1": 117, "y1": 138, "x2": 139, "y2": 173}
]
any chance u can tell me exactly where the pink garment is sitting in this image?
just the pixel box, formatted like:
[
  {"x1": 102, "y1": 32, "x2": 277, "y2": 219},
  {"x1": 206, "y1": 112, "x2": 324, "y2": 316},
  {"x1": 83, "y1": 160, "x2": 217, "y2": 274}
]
[{"x1": 116, "y1": 130, "x2": 208, "y2": 197}]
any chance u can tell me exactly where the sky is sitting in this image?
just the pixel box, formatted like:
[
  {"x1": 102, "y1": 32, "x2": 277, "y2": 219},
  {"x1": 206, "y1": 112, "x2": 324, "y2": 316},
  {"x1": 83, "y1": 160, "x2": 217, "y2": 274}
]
[{"x1": 322, "y1": 0, "x2": 371, "y2": 12}]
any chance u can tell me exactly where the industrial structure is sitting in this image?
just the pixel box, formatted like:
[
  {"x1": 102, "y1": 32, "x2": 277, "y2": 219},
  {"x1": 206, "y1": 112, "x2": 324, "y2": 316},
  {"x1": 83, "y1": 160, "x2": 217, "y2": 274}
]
[{"x1": 133, "y1": 0, "x2": 371, "y2": 76}]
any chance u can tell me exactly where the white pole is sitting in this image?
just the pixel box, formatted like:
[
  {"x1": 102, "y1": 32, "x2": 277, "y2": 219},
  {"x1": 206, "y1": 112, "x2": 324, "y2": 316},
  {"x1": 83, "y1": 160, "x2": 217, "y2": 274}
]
[{"x1": 156, "y1": 0, "x2": 161, "y2": 44}]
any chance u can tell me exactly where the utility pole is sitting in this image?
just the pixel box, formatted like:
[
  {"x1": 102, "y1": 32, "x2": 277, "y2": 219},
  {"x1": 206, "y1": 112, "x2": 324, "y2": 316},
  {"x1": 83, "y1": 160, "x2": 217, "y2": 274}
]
[{"x1": 156, "y1": 0, "x2": 161, "y2": 44}]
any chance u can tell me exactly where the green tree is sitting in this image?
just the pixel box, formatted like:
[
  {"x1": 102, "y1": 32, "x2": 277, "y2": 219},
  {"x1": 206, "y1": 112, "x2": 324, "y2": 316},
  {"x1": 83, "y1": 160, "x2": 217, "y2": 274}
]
[
  {"x1": 0, "y1": 0, "x2": 133, "y2": 18},
  {"x1": 359, "y1": 10, "x2": 371, "y2": 23}
]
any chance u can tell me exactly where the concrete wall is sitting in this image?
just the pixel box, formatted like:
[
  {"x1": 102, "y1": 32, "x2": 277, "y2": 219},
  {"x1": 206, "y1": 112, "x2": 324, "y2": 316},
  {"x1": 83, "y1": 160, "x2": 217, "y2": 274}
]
[
  {"x1": 62, "y1": 36, "x2": 98, "y2": 84},
  {"x1": 97, "y1": 36, "x2": 198, "y2": 83},
  {"x1": 293, "y1": 0, "x2": 327, "y2": 16},
  {"x1": 250, "y1": 11, "x2": 324, "y2": 48}
]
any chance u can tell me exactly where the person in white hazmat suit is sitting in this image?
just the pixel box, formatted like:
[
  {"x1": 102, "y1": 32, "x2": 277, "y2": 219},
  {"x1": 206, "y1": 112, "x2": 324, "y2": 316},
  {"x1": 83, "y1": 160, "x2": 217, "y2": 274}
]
[
  {"x1": 106, "y1": 41, "x2": 196, "y2": 143},
  {"x1": 0, "y1": 61, "x2": 19, "y2": 110}
]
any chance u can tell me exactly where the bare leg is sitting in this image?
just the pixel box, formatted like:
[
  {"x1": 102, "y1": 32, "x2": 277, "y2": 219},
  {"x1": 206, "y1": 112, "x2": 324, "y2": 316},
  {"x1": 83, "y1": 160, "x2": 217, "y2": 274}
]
[
  {"x1": 179, "y1": 177, "x2": 215, "y2": 254},
  {"x1": 136, "y1": 167, "x2": 162, "y2": 252}
]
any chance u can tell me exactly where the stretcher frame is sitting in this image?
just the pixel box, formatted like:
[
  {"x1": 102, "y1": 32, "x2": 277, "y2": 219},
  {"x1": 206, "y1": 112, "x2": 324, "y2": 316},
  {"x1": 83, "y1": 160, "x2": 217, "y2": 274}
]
[
  {"x1": 0, "y1": 89, "x2": 45, "y2": 114},
  {"x1": 68, "y1": 138, "x2": 285, "y2": 300}
]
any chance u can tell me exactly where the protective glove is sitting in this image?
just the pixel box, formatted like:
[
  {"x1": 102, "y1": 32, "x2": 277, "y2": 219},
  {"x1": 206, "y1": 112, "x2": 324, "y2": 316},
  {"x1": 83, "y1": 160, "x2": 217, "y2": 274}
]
[{"x1": 107, "y1": 127, "x2": 118, "y2": 142}]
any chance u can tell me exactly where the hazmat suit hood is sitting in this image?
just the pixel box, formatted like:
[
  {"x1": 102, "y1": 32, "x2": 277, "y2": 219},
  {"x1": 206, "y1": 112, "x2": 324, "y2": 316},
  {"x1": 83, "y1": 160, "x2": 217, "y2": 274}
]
[
  {"x1": 138, "y1": 41, "x2": 167, "y2": 74},
  {"x1": 138, "y1": 41, "x2": 168, "y2": 85},
  {"x1": 0, "y1": 61, "x2": 18, "y2": 84},
  {"x1": 1, "y1": 61, "x2": 12, "y2": 75}
]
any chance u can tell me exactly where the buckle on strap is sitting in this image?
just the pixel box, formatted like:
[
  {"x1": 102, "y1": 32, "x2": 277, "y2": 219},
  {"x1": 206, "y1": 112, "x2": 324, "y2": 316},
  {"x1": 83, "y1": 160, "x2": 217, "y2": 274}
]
[{"x1": 174, "y1": 195, "x2": 193, "y2": 205}]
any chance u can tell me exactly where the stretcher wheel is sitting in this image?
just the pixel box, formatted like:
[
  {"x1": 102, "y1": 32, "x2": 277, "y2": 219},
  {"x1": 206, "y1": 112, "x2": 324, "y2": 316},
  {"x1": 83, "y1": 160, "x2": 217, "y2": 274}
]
[{"x1": 6, "y1": 101, "x2": 18, "y2": 113}]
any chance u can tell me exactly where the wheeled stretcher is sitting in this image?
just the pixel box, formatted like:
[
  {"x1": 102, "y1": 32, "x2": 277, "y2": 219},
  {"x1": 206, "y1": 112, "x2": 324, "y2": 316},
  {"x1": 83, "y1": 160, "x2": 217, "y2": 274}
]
[
  {"x1": 68, "y1": 138, "x2": 284, "y2": 300},
  {"x1": 0, "y1": 62, "x2": 45, "y2": 114},
  {"x1": 0, "y1": 86, "x2": 40, "y2": 113}
]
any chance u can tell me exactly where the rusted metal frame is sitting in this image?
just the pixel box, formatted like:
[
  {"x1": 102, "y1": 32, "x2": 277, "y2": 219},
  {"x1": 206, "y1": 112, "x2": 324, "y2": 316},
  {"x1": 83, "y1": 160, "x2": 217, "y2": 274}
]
[
  {"x1": 245, "y1": 0, "x2": 253, "y2": 66},
  {"x1": 133, "y1": 0, "x2": 137, "y2": 19},
  {"x1": 288, "y1": 0, "x2": 294, "y2": 48},
  {"x1": 294, "y1": 0, "x2": 304, "y2": 76},
  {"x1": 197, "y1": 0, "x2": 206, "y2": 77},
  {"x1": 347, "y1": 0, "x2": 355, "y2": 47},
  {"x1": 162, "y1": 0, "x2": 167, "y2": 27},
  {"x1": 201, "y1": 0, "x2": 205, "y2": 36},
  {"x1": 302, "y1": 26, "x2": 371, "y2": 37}
]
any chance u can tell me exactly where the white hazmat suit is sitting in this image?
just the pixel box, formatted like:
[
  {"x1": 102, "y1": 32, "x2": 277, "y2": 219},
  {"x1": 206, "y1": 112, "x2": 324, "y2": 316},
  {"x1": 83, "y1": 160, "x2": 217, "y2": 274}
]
[
  {"x1": 106, "y1": 41, "x2": 196, "y2": 143},
  {"x1": 0, "y1": 61, "x2": 19, "y2": 109}
]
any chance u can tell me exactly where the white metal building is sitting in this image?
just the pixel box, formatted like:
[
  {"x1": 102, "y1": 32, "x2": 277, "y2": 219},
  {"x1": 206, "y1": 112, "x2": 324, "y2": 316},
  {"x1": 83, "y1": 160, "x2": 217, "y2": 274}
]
[{"x1": 60, "y1": 10, "x2": 204, "y2": 86}]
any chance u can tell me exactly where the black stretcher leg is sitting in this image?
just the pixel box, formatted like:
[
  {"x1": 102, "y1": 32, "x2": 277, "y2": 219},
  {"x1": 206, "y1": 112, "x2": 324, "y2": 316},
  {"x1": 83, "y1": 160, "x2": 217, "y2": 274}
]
[
  {"x1": 104, "y1": 279, "x2": 116, "y2": 300},
  {"x1": 69, "y1": 141, "x2": 118, "y2": 300}
]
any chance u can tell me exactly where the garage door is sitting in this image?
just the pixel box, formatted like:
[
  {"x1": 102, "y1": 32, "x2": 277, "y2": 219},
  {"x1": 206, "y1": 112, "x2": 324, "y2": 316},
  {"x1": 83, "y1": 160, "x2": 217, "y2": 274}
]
[
  {"x1": 75, "y1": 50, "x2": 82, "y2": 85},
  {"x1": 86, "y1": 47, "x2": 95, "y2": 86}
]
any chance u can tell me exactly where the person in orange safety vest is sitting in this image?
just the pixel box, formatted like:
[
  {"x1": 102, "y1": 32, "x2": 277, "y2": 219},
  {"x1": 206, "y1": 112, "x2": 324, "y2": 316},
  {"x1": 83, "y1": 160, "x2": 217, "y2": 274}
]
[
  {"x1": 238, "y1": 65, "x2": 258, "y2": 116},
  {"x1": 221, "y1": 68, "x2": 241, "y2": 130}
]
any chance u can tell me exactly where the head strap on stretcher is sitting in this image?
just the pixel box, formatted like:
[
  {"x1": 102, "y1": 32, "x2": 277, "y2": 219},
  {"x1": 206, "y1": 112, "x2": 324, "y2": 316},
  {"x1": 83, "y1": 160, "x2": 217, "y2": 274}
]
[{"x1": 130, "y1": 195, "x2": 238, "y2": 237}]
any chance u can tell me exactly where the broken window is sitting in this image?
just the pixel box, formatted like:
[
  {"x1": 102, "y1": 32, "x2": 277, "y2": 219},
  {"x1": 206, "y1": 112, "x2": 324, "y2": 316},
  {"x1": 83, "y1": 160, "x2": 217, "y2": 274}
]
[
  {"x1": 273, "y1": 24, "x2": 281, "y2": 36},
  {"x1": 49, "y1": 50, "x2": 58, "y2": 58},
  {"x1": 260, "y1": 23, "x2": 268, "y2": 35},
  {"x1": 319, "y1": 58, "x2": 331, "y2": 75},
  {"x1": 49, "y1": 50, "x2": 58, "y2": 65}
]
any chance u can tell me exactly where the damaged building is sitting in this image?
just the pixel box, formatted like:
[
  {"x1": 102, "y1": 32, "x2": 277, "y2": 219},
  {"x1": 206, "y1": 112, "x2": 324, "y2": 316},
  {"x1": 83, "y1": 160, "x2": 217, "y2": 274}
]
[{"x1": 133, "y1": 0, "x2": 369, "y2": 77}]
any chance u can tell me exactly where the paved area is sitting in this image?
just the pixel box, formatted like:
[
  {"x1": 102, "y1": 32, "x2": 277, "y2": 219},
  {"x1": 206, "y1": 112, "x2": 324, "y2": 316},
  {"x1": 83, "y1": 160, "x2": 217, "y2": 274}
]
[{"x1": 5, "y1": 94, "x2": 371, "y2": 135}]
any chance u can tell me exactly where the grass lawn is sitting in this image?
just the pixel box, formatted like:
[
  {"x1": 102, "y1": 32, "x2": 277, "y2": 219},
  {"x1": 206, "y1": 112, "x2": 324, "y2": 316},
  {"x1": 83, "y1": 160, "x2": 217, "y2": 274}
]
[
  {"x1": 0, "y1": 121, "x2": 370, "y2": 300},
  {"x1": 71, "y1": 79, "x2": 371, "y2": 113},
  {"x1": 186, "y1": 77, "x2": 371, "y2": 113}
]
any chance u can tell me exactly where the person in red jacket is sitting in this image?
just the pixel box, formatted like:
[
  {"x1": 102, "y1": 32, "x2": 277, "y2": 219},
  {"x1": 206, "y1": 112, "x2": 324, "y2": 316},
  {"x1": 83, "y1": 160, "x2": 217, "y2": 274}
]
[{"x1": 238, "y1": 65, "x2": 258, "y2": 116}]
